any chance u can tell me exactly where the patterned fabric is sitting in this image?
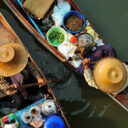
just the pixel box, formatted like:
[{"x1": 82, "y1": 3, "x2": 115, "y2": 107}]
[
  {"x1": 26, "y1": 61, "x2": 41, "y2": 79},
  {"x1": 84, "y1": 69, "x2": 97, "y2": 89},
  {"x1": 76, "y1": 44, "x2": 117, "y2": 74},
  {"x1": 0, "y1": 76, "x2": 10, "y2": 96},
  {"x1": 0, "y1": 60, "x2": 41, "y2": 99}
]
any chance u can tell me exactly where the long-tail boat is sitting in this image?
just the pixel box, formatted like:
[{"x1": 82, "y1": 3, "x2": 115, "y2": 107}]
[
  {"x1": 0, "y1": 13, "x2": 70, "y2": 128},
  {"x1": 4, "y1": 0, "x2": 128, "y2": 112}
]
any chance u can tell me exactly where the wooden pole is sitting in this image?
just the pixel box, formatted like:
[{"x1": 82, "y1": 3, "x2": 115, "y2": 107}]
[{"x1": 0, "y1": 79, "x2": 63, "y2": 92}]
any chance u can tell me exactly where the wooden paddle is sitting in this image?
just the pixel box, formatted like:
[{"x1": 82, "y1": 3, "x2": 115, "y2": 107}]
[{"x1": 0, "y1": 79, "x2": 63, "y2": 92}]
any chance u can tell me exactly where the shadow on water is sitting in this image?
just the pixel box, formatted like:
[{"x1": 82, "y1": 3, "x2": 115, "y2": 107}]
[{"x1": 0, "y1": 0, "x2": 128, "y2": 128}]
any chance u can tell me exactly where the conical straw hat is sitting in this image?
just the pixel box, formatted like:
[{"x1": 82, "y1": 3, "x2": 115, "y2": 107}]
[
  {"x1": 0, "y1": 43, "x2": 28, "y2": 77},
  {"x1": 93, "y1": 57, "x2": 127, "y2": 93}
]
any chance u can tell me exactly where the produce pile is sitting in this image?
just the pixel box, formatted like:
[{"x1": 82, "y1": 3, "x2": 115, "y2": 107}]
[
  {"x1": 49, "y1": 30, "x2": 65, "y2": 45},
  {"x1": 65, "y1": 15, "x2": 84, "y2": 32}
]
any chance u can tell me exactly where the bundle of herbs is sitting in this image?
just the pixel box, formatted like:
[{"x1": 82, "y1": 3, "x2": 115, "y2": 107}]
[{"x1": 49, "y1": 30, "x2": 65, "y2": 45}]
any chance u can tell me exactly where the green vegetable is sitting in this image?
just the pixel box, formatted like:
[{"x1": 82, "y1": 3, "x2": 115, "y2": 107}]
[{"x1": 49, "y1": 30, "x2": 65, "y2": 45}]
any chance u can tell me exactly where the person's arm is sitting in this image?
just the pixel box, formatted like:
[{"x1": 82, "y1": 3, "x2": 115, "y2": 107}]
[
  {"x1": 26, "y1": 60, "x2": 44, "y2": 87},
  {"x1": 83, "y1": 58, "x2": 97, "y2": 89},
  {"x1": 0, "y1": 82, "x2": 17, "y2": 96},
  {"x1": 84, "y1": 68, "x2": 97, "y2": 88}
]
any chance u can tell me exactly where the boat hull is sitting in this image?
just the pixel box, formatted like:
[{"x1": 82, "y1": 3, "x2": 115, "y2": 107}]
[
  {"x1": 4, "y1": 0, "x2": 128, "y2": 112},
  {"x1": 0, "y1": 13, "x2": 70, "y2": 128}
]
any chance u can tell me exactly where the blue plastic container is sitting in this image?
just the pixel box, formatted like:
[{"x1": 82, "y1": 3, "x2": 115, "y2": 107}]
[
  {"x1": 63, "y1": 11, "x2": 86, "y2": 34},
  {"x1": 44, "y1": 115, "x2": 66, "y2": 128}
]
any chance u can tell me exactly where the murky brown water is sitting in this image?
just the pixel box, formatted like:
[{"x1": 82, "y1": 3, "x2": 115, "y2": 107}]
[{"x1": 0, "y1": 0, "x2": 128, "y2": 128}]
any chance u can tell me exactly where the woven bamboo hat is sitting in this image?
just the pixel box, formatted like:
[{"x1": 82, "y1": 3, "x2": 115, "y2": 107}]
[
  {"x1": 0, "y1": 43, "x2": 28, "y2": 77},
  {"x1": 93, "y1": 57, "x2": 127, "y2": 93}
]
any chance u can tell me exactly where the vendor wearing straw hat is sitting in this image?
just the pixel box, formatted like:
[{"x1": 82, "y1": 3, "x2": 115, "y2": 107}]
[
  {"x1": 0, "y1": 43, "x2": 44, "y2": 108},
  {"x1": 83, "y1": 57, "x2": 128, "y2": 94},
  {"x1": 76, "y1": 33, "x2": 117, "y2": 75}
]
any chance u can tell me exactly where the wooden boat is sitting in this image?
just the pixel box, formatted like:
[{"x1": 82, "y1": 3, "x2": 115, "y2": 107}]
[
  {"x1": 4, "y1": 0, "x2": 128, "y2": 112},
  {"x1": 1, "y1": 99, "x2": 69, "y2": 128},
  {"x1": 0, "y1": 13, "x2": 70, "y2": 128}
]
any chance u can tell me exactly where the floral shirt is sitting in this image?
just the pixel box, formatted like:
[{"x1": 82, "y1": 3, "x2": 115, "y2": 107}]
[{"x1": 0, "y1": 60, "x2": 41, "y2": 98}]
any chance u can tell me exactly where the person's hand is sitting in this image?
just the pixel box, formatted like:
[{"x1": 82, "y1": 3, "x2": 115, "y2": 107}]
[
  {"x1": 82, "y1": 58, "x2": 90, "y2": 69},
  {"x1": 37, "y1": 77, "x2": 44, "y2": 87},
  {"x1": 6, "y1": 84, "x2": 17, "y2": 95}
]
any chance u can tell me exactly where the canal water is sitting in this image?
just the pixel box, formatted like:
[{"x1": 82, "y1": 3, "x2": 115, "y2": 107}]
[{"x1": 0, "y1": 0, "x2": 128, "y2": 128}]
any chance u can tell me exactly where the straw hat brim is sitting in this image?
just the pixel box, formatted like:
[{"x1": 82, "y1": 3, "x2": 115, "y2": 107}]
[
  {"x1": 0, "y1": 43, "x2": 28, "y2": 77},
  {"x1": 93, "y1": 57, "x2": 127, "y2": 93}
]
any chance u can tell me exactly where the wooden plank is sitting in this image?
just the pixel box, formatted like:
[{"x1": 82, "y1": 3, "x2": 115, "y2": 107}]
[{"x1": 3, "y1": 0, "x2": 67, "y2": 62}]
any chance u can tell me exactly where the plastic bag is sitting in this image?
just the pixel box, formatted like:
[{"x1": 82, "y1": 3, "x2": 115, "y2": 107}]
[{"x1": 52, "y1": 1, "x2": 71, "y2": 26}]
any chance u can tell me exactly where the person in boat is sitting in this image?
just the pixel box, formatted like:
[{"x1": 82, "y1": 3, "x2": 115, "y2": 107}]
[
  {"x1": 75, "y1": 33, "x2": 117, "y2": 74},
  {"x1": 0, "y1": 43, "x2": 44, "y2": 108},
  {"x1": 83, "y1": 57, "x2": 128, "y2": 94}
]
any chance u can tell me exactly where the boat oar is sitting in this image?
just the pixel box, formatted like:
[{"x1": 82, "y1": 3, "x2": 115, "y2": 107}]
[
  {"x1": 0, "y1": 79, "x2": 63, "y2": 92},
  {"x1": 17, "y1": 0, "x2": 45, "y2": 38}
]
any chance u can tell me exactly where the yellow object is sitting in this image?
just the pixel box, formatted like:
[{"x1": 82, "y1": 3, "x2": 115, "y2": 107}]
[
  {"x1": 93, "y1": 57, "x2": 127, "y2": 93},
  {"x1": 23, "y1": 0, "x2": 54, "y2": 19},
  {"x1": 86, "y1": 26, "x2": 99, "y2": 42},
  {"x1": 0, "y1": 43, "x2": 28, "y2": 77}
]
